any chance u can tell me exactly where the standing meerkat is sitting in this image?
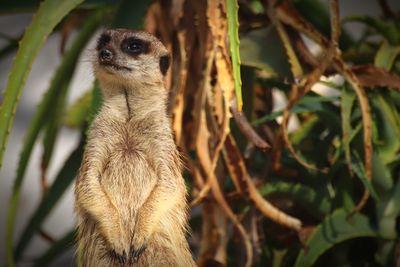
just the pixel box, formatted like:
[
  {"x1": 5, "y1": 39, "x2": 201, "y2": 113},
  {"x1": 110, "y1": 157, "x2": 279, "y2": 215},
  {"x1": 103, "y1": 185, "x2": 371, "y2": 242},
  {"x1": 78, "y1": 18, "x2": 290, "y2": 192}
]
[{"x1": 75, "y1": 29, "x2": 196, "y2": 267}]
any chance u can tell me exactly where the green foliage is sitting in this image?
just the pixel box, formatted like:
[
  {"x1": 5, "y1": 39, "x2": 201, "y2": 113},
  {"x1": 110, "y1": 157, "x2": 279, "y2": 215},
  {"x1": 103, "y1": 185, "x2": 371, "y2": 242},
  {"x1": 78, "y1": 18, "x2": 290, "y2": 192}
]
[
  {"x1": 260, "y1": 181, "x2": 331, "y2": 218},
  {"x1": 4, "y1": 9, "x2": 106, "y2": 266},
  {"x1": 240, "y1": 27, "x2": 291, "y2": 78},
  {"x1": 375, "y1": 40, "x2": 400, "y2": 70},
  {"x1": 0, "y1": 0, "x2": 84, "y2": 170},
  {"x1": 351, "y1": 151, "x2": 379, "y2": 200},
  {"x1": 227, "y1": 0, "x2": 243, "y2": 111},
  {"x1": 238, "y1": 1, "x2": 400, "y2": 265},
  {"x1": 294, "y1": 209, "x2": 376, "y2": 267}
]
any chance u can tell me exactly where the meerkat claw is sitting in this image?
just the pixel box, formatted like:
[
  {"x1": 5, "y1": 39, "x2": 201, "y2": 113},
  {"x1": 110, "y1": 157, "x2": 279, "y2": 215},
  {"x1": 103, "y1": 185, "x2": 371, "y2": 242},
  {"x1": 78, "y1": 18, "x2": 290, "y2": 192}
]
[
  {"x1": 110, "y1": 249, "x2": 127, "y2": 265},
  {"x1": 131, "y1": 244, "x2": 146, "y2": 263}
]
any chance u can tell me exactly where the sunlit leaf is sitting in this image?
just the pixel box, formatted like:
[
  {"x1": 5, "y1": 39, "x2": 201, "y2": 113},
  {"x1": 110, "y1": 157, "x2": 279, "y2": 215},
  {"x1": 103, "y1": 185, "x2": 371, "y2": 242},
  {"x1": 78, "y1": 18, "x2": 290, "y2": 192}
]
[{"x1": 227, "y1": 0, "x2": 243, "y2": 111}]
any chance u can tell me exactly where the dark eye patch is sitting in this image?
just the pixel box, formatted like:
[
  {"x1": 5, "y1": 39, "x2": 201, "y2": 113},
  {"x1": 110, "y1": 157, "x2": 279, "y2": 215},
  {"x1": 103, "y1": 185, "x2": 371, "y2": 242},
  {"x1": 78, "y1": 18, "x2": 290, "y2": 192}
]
[
  {"x1": 121, "y1": 37, "x2": 149, "y2": 56},
  {"x1": 159, "y1": 55, "x2": 170, "y2": 76},
  {"x1": 97, "y1": 33, "x2": 111, "y2": 50}
]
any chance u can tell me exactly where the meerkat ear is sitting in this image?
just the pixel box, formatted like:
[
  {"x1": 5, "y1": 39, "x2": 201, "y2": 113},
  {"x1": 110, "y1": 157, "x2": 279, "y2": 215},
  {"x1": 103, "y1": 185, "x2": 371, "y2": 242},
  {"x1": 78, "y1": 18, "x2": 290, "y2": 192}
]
[{"x1": 159, "y1": 55, "x2": 171, "y2": 76}]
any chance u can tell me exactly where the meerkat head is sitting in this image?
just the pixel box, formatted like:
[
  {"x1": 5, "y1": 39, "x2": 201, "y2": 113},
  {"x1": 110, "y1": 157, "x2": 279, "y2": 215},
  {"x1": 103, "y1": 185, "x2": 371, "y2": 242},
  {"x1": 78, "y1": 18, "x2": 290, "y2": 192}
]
[{"x1": 94, "y1": 29, "x2": 171, "y2": 90}]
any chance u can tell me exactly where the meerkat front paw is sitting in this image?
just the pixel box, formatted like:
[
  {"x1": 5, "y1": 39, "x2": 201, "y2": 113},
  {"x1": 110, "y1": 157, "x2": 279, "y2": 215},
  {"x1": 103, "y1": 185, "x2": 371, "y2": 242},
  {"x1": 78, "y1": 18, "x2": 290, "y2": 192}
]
[
  {"x1": 99, "y1": 223, "x2": 131, "y2": 263},
  {"x1": 130, "y1": 244, "x2": 146, "y2": 263},
  {"x1": 129, "y1": 232, "x2": 149, "y2": 263},
  {"x1": 110, "y1": 249, "x2": 128, "y2": 265}
]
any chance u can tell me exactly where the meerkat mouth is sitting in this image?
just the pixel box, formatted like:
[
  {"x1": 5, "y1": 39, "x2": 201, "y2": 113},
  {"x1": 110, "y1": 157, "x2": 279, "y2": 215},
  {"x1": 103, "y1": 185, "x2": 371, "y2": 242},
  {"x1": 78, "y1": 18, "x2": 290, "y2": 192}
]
[{"x1": 100, "y1": 62, "x2": 132, "y2": 72}]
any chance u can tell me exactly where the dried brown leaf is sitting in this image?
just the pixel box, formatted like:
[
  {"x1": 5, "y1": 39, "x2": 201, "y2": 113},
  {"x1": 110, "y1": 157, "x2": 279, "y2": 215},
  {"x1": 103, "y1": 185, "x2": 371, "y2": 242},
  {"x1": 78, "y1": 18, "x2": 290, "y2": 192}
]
[
  {"x1": 297, "y1": 225, "x2": 315, "y2": 245},
  {"x1": 39, "y1": 229, "x2": 55, "y2": 243},
  {"x1": 194, "y1": 98, "x2": 252, "y2": 267},
  {"x1": 170, "y1": 0, "x2": 186, "y2": 27},
  {"x1": 329, "y1": 0, "x2": 340, "y2": 48},
  {"x1": 192, "y1": 103, "x2": 212, "y2": 202},
  {"x1": 197, "y1": 200, "x2": 228, "y2": 267},
  {"x1": 279, "y1": 45, "x2": 335, "y2": 173},
  {"x1": 171, "y1": 31, "x2": 189, "y2": 145},
  {"x1": 377, "y1": 0, "x2": 396, "y2": 18},
  {"x1": 351, "y1": 64, "x2": 400, "y2": 89},
  {"x1": 231, "y1": 99, "x2": 270, "y2": 150},
  {"x1": 273, "y1": 0, "x2": 340, "y2": 173},
  {"x1": 292, "y1": 30, "x2": 319, "y2": 68},
  {"x1": 209, "y1": 169, "x2": 253, "y2": 267},
  {"x1": 266, "y1": 0, "x2": 303, "y2": 80},
  {"x1": 224, "y1": 135, "x2": 302, "y2": 231},
  {"x1": 60, "y1": 11, "x2": 88, "y2": 54},
  {"x1": 335, "y1": 58, "x2": 373, "y2": 213},
  {"x1": 273, "y1": 0, "x2": 373, "y2": 212},
  {"x1": 276, "y1": 0, "x2": 330, "y2": 48}
]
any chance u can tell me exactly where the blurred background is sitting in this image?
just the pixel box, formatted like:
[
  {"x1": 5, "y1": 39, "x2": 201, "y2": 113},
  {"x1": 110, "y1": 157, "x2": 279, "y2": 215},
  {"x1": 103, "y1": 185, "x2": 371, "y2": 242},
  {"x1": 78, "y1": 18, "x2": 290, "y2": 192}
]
[{"x1": 0, "y1": 13, "x2": 95, "y2": 266}]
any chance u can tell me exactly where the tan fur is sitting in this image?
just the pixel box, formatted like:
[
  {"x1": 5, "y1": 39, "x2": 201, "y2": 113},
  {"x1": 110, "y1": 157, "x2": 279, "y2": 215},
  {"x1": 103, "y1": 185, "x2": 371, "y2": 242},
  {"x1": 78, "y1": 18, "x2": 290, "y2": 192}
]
[{"x1": 75, "y1": 29, "x2": 196, "y2": 267}]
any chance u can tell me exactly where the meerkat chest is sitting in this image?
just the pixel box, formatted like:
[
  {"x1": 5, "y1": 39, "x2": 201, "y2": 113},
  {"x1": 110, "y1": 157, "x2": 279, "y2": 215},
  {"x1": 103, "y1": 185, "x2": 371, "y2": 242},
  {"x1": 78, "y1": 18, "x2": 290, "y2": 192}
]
[{"x1": 90, "y1": 117, "x2": 166, "y2": 207}]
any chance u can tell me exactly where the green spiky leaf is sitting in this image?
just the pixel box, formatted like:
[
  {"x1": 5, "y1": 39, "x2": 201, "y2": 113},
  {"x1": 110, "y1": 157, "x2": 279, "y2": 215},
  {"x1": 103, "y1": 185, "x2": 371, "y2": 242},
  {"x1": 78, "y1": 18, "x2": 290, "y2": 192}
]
[
  {"x1": 227, "y1": 0, "x2": 243, "y2": 111},
  {"x1": 7, "y1": 9, "x2": 106, "y2": 264},
  {"x1": 0, "y1": 0, "x2": 84, "y2": 170},
  {"x1": 295, "y1": 209, "x2": 376, "y2": 267}
]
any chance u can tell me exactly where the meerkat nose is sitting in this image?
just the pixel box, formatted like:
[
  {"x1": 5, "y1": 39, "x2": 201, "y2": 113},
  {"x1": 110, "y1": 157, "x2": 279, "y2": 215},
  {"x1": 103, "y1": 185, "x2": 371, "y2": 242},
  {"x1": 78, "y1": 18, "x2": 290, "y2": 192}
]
[{"x1": 99, "y1": 49, "x2": 113, "y2": 62}]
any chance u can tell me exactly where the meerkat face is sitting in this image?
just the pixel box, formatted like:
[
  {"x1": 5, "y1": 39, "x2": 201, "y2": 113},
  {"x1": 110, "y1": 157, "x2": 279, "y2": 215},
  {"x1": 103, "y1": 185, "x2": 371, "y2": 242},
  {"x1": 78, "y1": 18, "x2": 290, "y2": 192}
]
[{"x1": 94, "y1": 29, "x2": 170, "y2": 88}]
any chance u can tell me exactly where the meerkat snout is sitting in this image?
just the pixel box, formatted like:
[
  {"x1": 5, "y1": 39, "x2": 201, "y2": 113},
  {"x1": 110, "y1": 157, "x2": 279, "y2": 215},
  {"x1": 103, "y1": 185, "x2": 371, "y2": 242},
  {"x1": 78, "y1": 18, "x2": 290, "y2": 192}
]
[{"x1": 99, "y1": 48, "x2": 113, "y2": 62}]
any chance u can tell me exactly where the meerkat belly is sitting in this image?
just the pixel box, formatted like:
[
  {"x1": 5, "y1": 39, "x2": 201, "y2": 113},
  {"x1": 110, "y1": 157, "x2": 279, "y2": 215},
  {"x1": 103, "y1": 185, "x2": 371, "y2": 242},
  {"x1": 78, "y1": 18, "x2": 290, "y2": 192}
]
[{"x1": 100, "y1": 131, "x2": 158, "y2": 212}]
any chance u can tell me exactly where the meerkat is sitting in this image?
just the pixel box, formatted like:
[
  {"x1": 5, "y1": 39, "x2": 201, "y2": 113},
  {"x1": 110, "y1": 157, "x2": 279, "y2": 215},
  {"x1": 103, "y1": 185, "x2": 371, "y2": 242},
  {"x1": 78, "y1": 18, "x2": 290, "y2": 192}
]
[{"x1": 74, "y1": 29, "x2": 196, "y2": 267}]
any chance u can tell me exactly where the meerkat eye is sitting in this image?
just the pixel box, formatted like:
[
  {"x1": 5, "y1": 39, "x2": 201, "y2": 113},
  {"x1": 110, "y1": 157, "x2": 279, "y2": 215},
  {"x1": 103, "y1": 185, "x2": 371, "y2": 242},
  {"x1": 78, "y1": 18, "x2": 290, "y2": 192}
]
[
  {"x1": 97, "y1": 33, "x2": 111, "y2": 50},
  {"x1": 121, "y1": 37, "x2": 149, "y2": 56},
  {"x1": 127, "y1": 41, "x2": 142, "y2": 52}
]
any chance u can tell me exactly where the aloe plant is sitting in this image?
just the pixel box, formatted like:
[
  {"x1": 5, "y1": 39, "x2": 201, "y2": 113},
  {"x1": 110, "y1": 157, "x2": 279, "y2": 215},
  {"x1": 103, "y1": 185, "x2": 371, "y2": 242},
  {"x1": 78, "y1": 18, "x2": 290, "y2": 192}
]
[{"x1": 1, "y1": 0, "x2": 400, "y2": 266}]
